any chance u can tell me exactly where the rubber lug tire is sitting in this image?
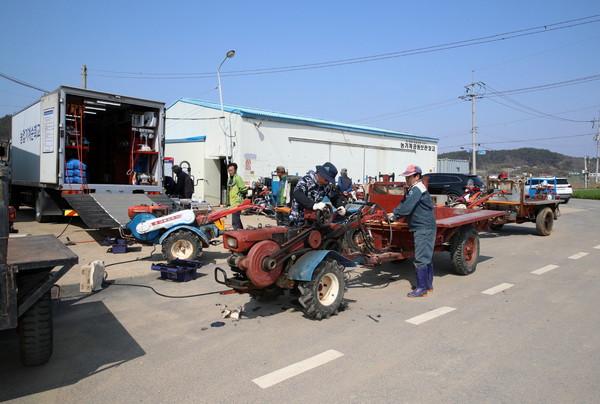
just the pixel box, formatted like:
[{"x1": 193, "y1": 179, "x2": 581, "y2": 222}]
[
  {"x1": 18, "y1": 272, "x2": 53, "y2": 366},
  {"x1": 298, "y1": 259, "x2": 346, "y2": 320},
  {"x1": 535, "y1": 207, "x2": 554, "y2": 236},
  {"x1": 450, "y1": 226, "x2": 480, "y2": 275},
  {"x1": 161, "y1": 231, "x2": 203, "y2": 262}
]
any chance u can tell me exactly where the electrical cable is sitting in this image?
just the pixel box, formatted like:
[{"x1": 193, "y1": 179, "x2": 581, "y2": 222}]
[
  {"x1": 102, "y1": 244, "x2": 233, "y2": 299},
  {"x1": 0, "y1": 71, "x2": 49, "y2": 92},
  {"x1": 104, "y1": 245, "x2": 157, "y2": 267},
  {"x1": 87, "y1": 15, "x2": 600, "y2": 79},
  {"x1": 56, "y1": 216, "x2": 74, "y2": 238},
  {"x1": 107, "y1": 282, "x2": 230, "y2": 299}
]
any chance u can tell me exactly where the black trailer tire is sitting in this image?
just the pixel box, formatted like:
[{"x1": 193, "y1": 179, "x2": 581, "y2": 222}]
[
  {"x1": 535, "y1": 207, "x2": 554, "y2": 236},
  {"x1": 298, "y1": 259, "x2": 345, "y2": 319},
  {"x1": 450, "y1": 226, "x2": 480, "y2": 275},
  {"x1": 35, "y1": 191, "x2": 49, "y2": 223},
  {"x1": 490, "y1": 223, "x2": 504, "y2": 231},
  {"x1": 18, "y1": 274, "x2": 53, "y2": 367},
  {"x1": 162, "y1": 231, "x2": 203, "y2": 262}
]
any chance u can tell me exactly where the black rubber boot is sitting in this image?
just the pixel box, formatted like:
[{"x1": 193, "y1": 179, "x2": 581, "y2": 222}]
[{"x1": 407, "y1": 267, "x2": 428, "y2": 298}]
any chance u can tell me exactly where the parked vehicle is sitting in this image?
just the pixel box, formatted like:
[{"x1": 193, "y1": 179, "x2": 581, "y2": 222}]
[
  {"x1": 524, "y1": 177, "x2": 572, "y2": 203},
  {"x1": 122, "y1": 200, "x2": 257, "y2": 262},
  {"x1": 484, "y1": 179, "x2": 562, "y2": 236},
  {"x1": 10, "y1": 86, "x2": 171, "y2": 227},
  {"x1": 423, "y1": 173, "x2": 487, "y2": 202},
  {"x1": 0, "y1": 165, "x2": 79, "y2": 366},
  {"x1": 215, "y1": 182, "x2": 505, "y2": 319}
]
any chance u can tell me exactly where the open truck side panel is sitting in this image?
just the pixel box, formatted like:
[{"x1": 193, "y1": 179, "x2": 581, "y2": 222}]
[{"x1": 11, "y1": 86, "x2": 169, "y2": 227}]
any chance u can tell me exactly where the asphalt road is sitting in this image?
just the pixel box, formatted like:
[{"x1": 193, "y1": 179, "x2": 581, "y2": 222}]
[{"x1": 1, "y1": 201, "x2": 599, "y2": 403}]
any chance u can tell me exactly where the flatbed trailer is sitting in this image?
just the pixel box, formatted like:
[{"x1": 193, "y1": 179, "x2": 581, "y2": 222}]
[
  {"x1": 482, "y1": 179, "x2": 561, "y2": 236},
  {"x1": 347, "y1": 203, "x2": 505, "y2": 274},
  {"x1": 1, "y1": 163, "x2": 78, "y2": 366}
]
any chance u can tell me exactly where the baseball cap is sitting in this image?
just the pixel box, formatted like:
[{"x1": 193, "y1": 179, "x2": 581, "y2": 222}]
[
  {"x1": 315, "y1": 162, "x2": 338, "y2": 183},
  {"x1": 401, "y1": 164, "x2": 422, "y2": 176}
]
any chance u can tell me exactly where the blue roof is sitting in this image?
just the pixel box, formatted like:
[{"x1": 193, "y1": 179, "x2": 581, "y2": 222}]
[
  {"x1": 165, "y1": 136, "x2": 206, "y2": 143},
  {"x1": 171, "y1": 98, "x2": 438, "y2": 143}
]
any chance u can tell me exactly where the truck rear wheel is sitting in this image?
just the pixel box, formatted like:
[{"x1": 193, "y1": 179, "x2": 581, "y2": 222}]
[
  {"x1": 298, "y1": 259, "x2": 345, "y2": 319},
  {"x1": 535, "y1": 207, "x2": 553, "y2": 236},
  {"x1": 18, "y1": 273, "x2": 53, "y2": 366},
  {"x1": 35, "y1": 191, "x2": 49, "y2": 223},
  {"x1": 450, "y1": 226, "x2": 480, "y2": 275},
  {"x1": 162, "y1": 231, "x2": 202, "y2": 262}
]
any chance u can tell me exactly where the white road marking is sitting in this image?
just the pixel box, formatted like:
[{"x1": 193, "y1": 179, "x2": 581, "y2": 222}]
[
  {"x1": 593, "y1": 245, "x2": 600, "y2": 250},
  {"x1": 252, "y1": 349, "x2": 344, "y2": 389},
  {"x1": 568, "y1": 252, "x2": 589, "y2": 260},
  {"x1": 405, "y1": 306, "x2": 456, "y2": 325},
  {"x1": 482, "y1": 283, "x2": 514, "y2": 295},
  {"x1": 531, "y1": 264, "x2": 558, "y2": 275}
]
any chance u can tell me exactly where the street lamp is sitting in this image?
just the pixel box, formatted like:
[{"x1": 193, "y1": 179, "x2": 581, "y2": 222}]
[{"x1": 218, "y1": 50, "x2": 235, "y2": 164}]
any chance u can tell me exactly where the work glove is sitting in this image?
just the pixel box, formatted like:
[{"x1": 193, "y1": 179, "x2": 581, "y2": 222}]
[
  {"x1": 336, "y1": 206, "x2": 346, "y2": 216},
  {"x1": 387, "y1": 212, "x2": 395, "y2": 221},
  {"x1": 312, "y1": 202, "x2": 327, "y2": 211}
]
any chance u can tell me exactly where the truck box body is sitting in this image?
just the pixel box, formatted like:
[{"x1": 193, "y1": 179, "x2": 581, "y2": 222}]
[{"x1": 11, "y1": 86, "x2": 171, "y2": 227}]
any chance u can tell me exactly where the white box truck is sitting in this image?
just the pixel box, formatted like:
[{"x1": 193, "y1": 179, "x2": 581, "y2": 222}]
[{"x1": 10, "y1": 86, "x2": 172, "y2": 228}]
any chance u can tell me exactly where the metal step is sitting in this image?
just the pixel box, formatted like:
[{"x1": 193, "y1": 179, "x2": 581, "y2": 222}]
[{"x1": 64, "y1": 193, "x2": 175, "y2": 229}]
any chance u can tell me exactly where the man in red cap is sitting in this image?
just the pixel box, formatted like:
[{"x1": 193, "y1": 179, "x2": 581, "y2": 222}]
[{"x1": 388, "y1": 164, "x2": 436, "y2": 297}]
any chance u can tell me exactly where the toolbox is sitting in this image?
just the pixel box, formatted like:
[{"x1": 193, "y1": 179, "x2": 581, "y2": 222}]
[{"x1": 151, "y1": 259, "x2": 204, "y2": 282}]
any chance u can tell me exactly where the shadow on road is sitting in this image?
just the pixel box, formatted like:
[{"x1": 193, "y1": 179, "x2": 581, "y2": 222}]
[{"x1": 0, "y1": 299, "x2": 145, "y2": 402}]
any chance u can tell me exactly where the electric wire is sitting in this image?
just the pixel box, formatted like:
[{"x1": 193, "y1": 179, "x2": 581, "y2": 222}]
[
  {"x1": 0, "y1": 72, "x2": 48, "y2": 92},
  {"x1": 108, "y1": 282, "x2": 229, "y2": 299},
  {"x1": 88, "y1": 15, "x2": 600, "y2": 79}
]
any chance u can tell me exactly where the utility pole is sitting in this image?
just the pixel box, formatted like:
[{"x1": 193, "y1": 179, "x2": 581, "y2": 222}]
[
  {"x1": 584, "y1": 155, "x2": 588, "y2": 189},
  {"x1": 460, "y1": 72, "x2": 484, "y2": 175},
  {"x1": 595, "y1": 111, "x2": 600, "y2": 186},
  {"x1": 81, "y1": 65, "x2": 87, "y2": 89}
]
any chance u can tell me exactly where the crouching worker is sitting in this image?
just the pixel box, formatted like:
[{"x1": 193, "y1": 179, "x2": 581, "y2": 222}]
[
  {"x1": 388, "y1": 165, "x2": 436, "y2": 297},
  {"x1": 289, "y1": 162, "x2": 346, "y2": 227}
]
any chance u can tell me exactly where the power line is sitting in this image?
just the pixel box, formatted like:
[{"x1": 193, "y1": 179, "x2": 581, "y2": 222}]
[
  {"x1": 88, "y1": 14, "x2": 600, "y2": 79},
  {"x1": 0, "y1": 72, "x2": 48, "y2": 93},
  {"x1": 482, "y1": 83, "x2": 592, "y2": 123},
  {"x1": 440, "y1": 132, "x2": 595, "y2": 150}
]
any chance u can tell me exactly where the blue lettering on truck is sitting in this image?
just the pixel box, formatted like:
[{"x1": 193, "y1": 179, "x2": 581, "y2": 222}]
[{"x1": 20, "y1": 124, "x2": 41, "y2": 144}]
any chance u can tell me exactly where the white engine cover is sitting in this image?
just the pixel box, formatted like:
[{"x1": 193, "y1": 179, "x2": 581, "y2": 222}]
[{"x1": 136, "y1": 209, "x2": 196, "y2": 234}]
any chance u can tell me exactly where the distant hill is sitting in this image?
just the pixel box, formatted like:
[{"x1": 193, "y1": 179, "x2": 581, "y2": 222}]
[
  {"x1": 438, "y1": 148, "x2": 585, "y2": 177},
  {"x1": 0, "y1": 115, "x2": 10, "y2": 143}
]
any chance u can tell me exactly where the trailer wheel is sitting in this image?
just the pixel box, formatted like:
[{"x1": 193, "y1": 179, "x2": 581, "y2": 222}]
[
  {"x1": 450, "y1": 226, "x2": 480, "y2": 275},
  {"x1": 18, "y1": 273, "x2": 53, "y2": 366},
  {"x1": 162, "y1": 231, "x2": 202, "y2": 262},
  {"x1": 490, "y1": 224, "x2": 504, "y2": 231},
  {"x1": 35, "y1": 191, "x2": 49, "y2": 223},
  {"x1": 535, "y1": 207, "x2": 554, "y2": 236},
  {"x1": 298, "y1": 259, "x2": 345, "y2": 320}
]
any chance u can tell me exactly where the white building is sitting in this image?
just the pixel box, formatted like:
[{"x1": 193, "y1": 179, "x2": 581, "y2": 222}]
[{"x1": 166, "y1": 98, "x2": 438, "y2": 205}]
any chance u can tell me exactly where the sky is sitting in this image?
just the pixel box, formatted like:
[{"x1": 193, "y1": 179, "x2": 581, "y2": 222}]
[{"x1": 1, "y1": 1, "x2": 599, "y2": 158}]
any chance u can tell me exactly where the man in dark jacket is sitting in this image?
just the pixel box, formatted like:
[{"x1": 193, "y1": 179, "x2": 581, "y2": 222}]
[
  {"x1": 172, "y1": 165, "x2": 194, "y2": 199},
  {"x1": 389, "y1": 165, "x2": 436, "y2": 297},
  {"x1": 289, "y1": 162, "x2": 346, "y2": 227}
]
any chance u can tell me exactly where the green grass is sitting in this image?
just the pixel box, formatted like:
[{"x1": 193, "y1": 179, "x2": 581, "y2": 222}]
[{"x1": 573, "y1": 189, "x2": 600, "y2": 200}]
